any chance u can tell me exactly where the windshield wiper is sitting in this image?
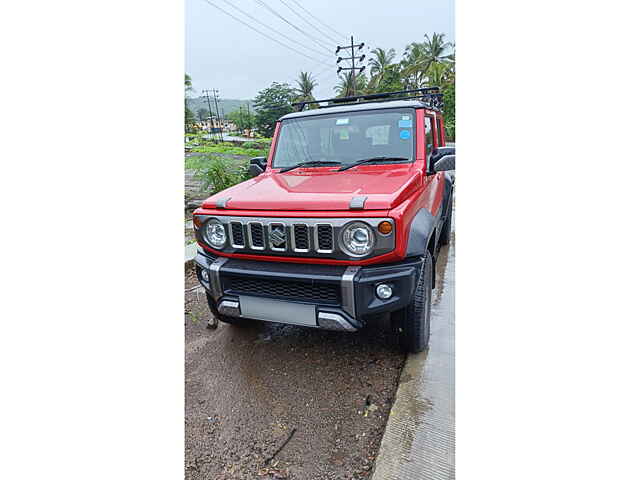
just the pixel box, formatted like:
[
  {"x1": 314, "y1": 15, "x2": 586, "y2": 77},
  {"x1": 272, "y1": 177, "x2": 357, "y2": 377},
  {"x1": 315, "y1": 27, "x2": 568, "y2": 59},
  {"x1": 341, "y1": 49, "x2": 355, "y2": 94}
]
[
  {"x1": 277, "y1": 160, "x2": 342, "y2": 173},
  {"x1": 336, "y1": 156, "x2": 409, "y2": 172}
]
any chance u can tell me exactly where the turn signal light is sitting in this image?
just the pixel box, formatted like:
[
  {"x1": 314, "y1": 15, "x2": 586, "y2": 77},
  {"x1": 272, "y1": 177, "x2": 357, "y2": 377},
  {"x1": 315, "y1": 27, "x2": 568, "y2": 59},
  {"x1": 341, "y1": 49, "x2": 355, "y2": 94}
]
[
  {"x1": 193, "y1": 216, "x2": 203, "y2": 229},
  {"x1": 378, "y1": 221, "x2": 393, "y2": 235}
]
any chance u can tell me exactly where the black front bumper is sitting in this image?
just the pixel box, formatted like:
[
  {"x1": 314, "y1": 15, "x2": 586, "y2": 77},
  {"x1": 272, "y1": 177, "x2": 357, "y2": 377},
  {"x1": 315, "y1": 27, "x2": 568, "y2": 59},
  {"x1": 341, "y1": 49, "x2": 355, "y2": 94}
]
[{"x1": 194, "y1": 249, "x2": 422, "y2": 331}]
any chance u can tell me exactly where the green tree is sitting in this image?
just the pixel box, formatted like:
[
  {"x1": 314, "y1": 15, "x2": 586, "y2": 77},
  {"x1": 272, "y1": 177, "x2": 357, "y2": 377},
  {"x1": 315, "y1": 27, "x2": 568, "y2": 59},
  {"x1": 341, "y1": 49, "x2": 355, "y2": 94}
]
[
  {"x1": 185, "y1": 73, "x2": 196, "y2": 132},
  {"x1": 197, "y1": 108, "x2": 209, "y2": 122},
  {"x1": 368, "y1": 48, "x2": 396, "y2": 90},
  {"x1": 227, "y1": 106, "x2": 255, "y2": 133},
  {"x1": 442, "y1": 81, "x2": 455, "y2": 141},
  {"x1": 401, "y1": 33, "x2": 453, "y2": 89},
  {"x1": 334, "y1": 71, "x2": 367, "y2": 97},
  {"x1": 367, "y1": 63, "x2": 404, "y2": 94},
  {"x1": 294, "y1": 71, "x2": 318, "y2": 105},
  {"x1": 253, "y1": 82, "x2": 296, "y2": 137}
]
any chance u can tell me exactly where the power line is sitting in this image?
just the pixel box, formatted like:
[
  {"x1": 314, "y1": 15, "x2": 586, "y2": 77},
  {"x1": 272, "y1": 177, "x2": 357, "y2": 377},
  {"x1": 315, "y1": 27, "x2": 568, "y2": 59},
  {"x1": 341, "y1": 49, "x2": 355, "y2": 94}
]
[
  {"x1": 200, "y1": 0, "x2": 333, "y2": 67},
  {"x1": 276, "y1": 0, "x2": 343, "y2": 45},
  {"x1": 286, "y1": 0, "x2": 348, "y2": 41},
  {"x1": 253, "y1": 0, "x2": 335, "y2": 51},
  {"x1": 217, "y1": 0, "x2": 332, "y2": 59}
]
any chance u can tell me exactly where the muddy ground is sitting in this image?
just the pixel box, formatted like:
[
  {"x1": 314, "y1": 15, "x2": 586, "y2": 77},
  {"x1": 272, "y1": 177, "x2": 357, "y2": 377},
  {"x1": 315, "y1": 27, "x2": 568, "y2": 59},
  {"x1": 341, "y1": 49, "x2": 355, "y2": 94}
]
[{"x1": 184, "y1": 272, "x2": 406, "y2": 480}]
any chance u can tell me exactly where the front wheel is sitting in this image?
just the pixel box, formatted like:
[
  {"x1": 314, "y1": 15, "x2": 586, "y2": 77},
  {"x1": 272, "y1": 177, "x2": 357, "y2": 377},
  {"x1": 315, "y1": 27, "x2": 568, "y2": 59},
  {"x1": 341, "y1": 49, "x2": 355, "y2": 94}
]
[{"x1": 391, "y1": 251, "x2": 433, "y2": 353}]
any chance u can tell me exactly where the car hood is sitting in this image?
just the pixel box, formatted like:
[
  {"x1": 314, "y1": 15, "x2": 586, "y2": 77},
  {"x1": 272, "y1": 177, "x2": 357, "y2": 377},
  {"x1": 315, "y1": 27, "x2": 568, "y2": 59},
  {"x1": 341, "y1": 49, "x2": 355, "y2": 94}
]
[{"x1": 201, "y1": 165, "x2": 422, "y2": 211}]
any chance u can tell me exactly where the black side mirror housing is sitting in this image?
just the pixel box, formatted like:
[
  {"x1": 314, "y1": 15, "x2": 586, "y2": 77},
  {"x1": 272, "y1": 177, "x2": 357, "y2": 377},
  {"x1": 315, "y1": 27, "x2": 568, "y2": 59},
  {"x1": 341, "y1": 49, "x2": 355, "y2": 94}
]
[
  {"x1": 428, "y1": 146, "x2": 455, "y2": 173},
  {"x1": 248, "y1": 156, "x2": 267, "y2": 178},
  {"x1": 434, "y1": 154, "x2": 455, "y2": 172}
]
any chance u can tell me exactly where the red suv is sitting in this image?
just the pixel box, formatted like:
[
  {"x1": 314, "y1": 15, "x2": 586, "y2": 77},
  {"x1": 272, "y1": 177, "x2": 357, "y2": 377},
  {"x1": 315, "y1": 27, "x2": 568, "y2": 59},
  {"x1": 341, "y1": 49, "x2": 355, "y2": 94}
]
[{"x1": 192, "y1": 89, "x2": 454, "y2": 352}]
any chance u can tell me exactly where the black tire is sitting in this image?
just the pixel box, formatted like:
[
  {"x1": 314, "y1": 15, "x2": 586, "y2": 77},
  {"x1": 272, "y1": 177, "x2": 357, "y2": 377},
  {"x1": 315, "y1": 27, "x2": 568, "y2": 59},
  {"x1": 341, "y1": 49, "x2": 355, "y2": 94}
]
[
  {"x1": 392, "y1": 251, "x2": 433, "y2": 353},
  {"x1": 205, "y1": 293, "x2": 252, "y2": 327},
  {"x1": 440, "y1": 202, "x2": 452, "y2": 246}
]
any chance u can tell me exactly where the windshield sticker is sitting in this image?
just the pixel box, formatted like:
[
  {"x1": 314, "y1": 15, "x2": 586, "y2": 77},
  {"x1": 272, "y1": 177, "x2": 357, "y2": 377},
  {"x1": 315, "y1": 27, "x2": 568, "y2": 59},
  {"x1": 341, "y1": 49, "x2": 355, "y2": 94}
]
[
  {"x1": 398, "y1": 119, "x2": 412, "y2": 128},
  {"x1": 399, "y1": 130, "x2": 411, "y2": 140},
  {"x1": 339, "y1": 128, "x2": 350, "y2": 140},
  {"x1": 336, "y1": 118, "x2": 349, "y2": 125}
]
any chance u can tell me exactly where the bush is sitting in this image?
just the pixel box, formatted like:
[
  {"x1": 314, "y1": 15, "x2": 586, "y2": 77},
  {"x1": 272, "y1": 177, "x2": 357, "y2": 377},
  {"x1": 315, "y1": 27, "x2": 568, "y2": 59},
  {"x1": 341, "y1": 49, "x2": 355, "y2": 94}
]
[{"x1": 195, "y1": 155, "x2": 249, "y2": 194}]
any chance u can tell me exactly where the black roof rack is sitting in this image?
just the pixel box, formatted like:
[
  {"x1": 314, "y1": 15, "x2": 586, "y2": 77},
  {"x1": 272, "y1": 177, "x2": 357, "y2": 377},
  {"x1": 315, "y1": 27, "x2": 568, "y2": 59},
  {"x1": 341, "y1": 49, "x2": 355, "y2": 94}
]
[{"x1": 292, "y1": 87, "x2": 443, "y2": 112}]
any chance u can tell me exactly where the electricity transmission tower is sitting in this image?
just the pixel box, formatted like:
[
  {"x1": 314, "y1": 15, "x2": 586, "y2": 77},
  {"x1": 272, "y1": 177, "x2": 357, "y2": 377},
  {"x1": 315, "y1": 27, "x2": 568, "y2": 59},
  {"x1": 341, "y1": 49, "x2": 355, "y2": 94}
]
[{"x1": 336, "y1": 36, "x2": 366, "y2": 97}]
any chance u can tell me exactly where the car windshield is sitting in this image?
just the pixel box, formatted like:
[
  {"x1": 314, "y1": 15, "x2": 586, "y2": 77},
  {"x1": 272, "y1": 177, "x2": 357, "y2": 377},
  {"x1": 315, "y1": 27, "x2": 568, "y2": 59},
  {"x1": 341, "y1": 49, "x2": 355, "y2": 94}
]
[{"x1": 272, "y1": 108, "x2": 416, "y2": 169}]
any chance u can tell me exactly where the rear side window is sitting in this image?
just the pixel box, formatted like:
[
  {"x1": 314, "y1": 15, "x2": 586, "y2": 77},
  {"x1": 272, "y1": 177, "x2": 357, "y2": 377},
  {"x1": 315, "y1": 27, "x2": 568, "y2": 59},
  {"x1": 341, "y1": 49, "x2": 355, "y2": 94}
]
[
  {"x1": 425, "y1": 116, "x2": 434, "y2": 156},
  {"x1": 437, "y1": 117, "x2": 445, "y2": 145}
]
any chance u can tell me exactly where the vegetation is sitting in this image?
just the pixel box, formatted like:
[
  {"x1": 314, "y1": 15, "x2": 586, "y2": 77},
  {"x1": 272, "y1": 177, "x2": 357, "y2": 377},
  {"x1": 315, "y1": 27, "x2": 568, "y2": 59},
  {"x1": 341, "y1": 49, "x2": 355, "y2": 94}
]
[
  {"x1": 227, "y1": 106, "x2": 256, "y2": 134},
  {"x1": 193, "y1": 155, "x2": 249, "y2": 194},
  {"x1": 247, "y1": 33, "x2": 455, "y2": 139},
  {"x1": 294, "y1": 71, "x2": 318, "y2": 106},
  {"x1": 185, "y1": 74, "x2": 196, "y2": 133},
  {"x1": 253, "y1": 82, "x2": 296, "y2": 137},
  {"x1": 196, "y1": 108, "x2": 209, "y2": 122}
]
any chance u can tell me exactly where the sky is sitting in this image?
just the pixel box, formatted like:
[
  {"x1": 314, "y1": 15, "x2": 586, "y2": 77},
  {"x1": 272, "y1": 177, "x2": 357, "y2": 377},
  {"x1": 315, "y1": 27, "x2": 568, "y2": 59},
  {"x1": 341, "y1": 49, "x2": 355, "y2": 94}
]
[{"x1": 186, "y1": 0, "x2": 454, "y2": 102}]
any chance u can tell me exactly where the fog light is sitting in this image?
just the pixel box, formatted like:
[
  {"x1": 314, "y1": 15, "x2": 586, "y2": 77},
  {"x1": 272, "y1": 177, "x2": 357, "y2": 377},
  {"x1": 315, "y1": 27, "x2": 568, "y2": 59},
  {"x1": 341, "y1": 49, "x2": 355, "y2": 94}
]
[
  {"x1": 201, "y1": 269, "x2": 209, "y2": 283},
  {"x1": 376, "y1": 283, "x2": 393, "y2": 300}
]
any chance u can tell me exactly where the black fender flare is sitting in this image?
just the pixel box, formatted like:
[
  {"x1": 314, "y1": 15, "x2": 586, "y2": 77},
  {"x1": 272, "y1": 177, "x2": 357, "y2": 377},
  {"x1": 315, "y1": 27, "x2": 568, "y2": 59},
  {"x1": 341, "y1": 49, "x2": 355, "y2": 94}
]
[{"x1": 406, "y1": 208, "x2": 437, "y2": 258}]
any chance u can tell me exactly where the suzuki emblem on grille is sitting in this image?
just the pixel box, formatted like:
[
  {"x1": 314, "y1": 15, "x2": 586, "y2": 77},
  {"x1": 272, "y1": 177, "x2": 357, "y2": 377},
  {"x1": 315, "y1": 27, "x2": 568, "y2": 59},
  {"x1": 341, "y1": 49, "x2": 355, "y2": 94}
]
[{"x1": 270, "y1": 226, "x2": 286, "y2": 247}]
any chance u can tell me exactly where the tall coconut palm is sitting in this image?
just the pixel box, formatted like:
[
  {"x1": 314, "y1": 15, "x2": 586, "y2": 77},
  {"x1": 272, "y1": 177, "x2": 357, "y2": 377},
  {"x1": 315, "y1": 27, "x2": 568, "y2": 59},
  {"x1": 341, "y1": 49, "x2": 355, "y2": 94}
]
[
  {"x1": 368, "y1": 47, "x2": 396, "y2": 90},
  {"x1": 294, "y1": 71, "x2": 318, "y2": 104},
  {"x1": 334, "y1": 71, "x2": 367, "y2": 97},
  {"x1": 400, "y1": 41, "x2": 427, "y2": 89},
  {"x1": 401, "y1": 33, "x2": 453, "y2": 88}
]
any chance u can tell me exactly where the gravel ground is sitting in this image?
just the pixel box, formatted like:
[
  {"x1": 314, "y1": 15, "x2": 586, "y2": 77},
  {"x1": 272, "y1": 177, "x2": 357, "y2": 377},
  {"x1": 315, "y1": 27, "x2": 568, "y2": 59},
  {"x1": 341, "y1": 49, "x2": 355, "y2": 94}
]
[{"x1": 184, "y1": 269, "x2": 406, "y2": 480}]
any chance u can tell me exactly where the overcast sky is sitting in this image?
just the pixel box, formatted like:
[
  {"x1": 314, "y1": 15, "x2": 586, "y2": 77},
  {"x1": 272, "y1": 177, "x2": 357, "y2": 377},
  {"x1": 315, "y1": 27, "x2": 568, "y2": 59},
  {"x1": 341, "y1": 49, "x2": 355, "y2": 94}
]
[{"x1": 186, "y1": 0, "x2": 454, "y2": 101}]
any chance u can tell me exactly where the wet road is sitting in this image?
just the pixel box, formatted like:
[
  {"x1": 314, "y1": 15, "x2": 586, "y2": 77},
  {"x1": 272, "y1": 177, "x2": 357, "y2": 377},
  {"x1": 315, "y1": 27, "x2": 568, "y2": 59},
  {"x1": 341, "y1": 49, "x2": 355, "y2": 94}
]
[
  {"x1": 372, "y1": 220, "x2": 455, "y2": 479},
  {"x1": 184, "y1": 232, "x2": 454, "y2": 479}
]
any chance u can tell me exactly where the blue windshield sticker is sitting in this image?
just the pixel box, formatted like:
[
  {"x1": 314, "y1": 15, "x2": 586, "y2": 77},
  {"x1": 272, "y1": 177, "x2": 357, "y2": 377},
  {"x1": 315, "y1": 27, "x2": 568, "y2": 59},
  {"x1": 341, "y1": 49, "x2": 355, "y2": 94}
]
[
  {"x1": 336, "y1": 118, "x2": 349, "y2": 125},
  {"x1": 400, "y1": 130, "x2": 411, "y2": 140},
  {"x1": 398, "y1": 119, "x2": 412, "y2": 128}
]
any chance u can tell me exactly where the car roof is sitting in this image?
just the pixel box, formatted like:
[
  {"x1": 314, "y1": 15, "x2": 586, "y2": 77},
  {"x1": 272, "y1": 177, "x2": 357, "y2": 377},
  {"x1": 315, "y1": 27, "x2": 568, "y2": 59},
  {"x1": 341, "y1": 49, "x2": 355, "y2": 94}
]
[{"x1": 279, "y1": 99, "x2": 432, "y2": 121}]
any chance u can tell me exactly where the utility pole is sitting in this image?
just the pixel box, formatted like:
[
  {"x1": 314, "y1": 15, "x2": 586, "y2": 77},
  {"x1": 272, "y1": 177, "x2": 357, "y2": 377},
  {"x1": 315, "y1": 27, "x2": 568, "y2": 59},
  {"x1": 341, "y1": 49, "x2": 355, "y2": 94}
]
[
  {"x1": 201, "y1": 89, "x2": 218, "y2": 143},
  {"x1": 212, "y1": 89, "x2": 224, "y2": 143},
  {"x1": 336, "y1": 36, "x2": 366, "y2": 97}
]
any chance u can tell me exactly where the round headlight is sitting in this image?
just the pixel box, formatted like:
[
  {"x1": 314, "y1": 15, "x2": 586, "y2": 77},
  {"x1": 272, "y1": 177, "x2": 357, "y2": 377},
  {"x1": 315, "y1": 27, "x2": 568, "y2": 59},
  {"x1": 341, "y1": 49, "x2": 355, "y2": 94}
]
[
  {"x1": 340, "y1": 221, "x2": 375, "y2": 257},
  {"x1": 203, "y1": 219, "x2": 227, "y2": 248}
]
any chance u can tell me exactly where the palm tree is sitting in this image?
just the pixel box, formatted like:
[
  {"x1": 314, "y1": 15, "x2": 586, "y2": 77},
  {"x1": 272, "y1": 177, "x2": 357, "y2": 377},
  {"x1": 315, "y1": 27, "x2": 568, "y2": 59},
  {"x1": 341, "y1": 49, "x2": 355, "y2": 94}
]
[
  {"x1": 401, "y1": 33, "x2": 453, "y2": 88},
  {"x1": 400, "y1": 41, "x2": 427, "y2": 89},
  {"x1": 368, "y1": 47, "x2": 396, "y2": 90},
  {"x1": 334, "y1": 71, "x2": 367, "y2": 97},
  {"x1": 294, "y1": 71, "x2": 318, "y2": 105}
]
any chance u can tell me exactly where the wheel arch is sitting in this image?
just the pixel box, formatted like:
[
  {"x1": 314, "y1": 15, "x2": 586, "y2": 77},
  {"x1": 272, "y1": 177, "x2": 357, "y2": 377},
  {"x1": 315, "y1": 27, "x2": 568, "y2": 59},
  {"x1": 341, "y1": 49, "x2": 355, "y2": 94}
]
[{"x1": 406, "y1": 208, "x2": 438, "y2": 285}]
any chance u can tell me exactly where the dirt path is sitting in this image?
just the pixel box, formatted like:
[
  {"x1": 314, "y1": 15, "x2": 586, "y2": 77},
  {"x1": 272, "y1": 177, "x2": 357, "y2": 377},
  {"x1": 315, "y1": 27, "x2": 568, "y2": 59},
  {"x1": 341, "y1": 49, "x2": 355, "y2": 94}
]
[{"x1": 184, "y1": 271, "x2": 405, "y2": 480}]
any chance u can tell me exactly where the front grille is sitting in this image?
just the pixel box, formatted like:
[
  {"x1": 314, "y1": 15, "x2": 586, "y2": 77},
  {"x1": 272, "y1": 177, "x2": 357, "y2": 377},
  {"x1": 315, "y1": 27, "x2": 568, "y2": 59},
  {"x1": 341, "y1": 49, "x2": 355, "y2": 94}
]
[
  {"x1": 317, "y1": 225, "x2": 333, "y2": 251},
  {"x1": 293, "y1": 225, "x2": 309, "y2": 250},
  {"x1": 223, "y1": 276, "x2": 340, "y2": 305},
  {"x1": 231, "y1": 222, "x2": 244, "y2": 247},
  {"x1": 249, "y1": 223, "x2": 264, "y2": 248},
  {"x1": 197, "y1": 216, "x2": 394, "y2": 259}
]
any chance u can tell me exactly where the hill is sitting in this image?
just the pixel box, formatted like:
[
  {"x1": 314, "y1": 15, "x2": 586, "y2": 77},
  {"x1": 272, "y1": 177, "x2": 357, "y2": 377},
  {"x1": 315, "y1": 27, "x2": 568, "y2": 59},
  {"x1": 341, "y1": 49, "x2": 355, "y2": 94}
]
[{"x1": 186, "y1": 97, "x2": 253, "y2": 119}]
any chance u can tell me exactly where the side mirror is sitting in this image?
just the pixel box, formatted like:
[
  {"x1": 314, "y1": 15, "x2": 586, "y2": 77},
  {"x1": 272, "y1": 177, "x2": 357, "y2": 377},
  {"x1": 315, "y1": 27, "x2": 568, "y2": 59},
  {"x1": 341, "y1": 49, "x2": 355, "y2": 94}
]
[
  {"x1": 248, "y1": 156, "x2": 267, "y2": 178},
  {"x1": 428, "y1": 146, "x2": 455, "y2": 173},
  {"x1": 434, "y1": 154, "x2": 455, "y2": 172}
]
